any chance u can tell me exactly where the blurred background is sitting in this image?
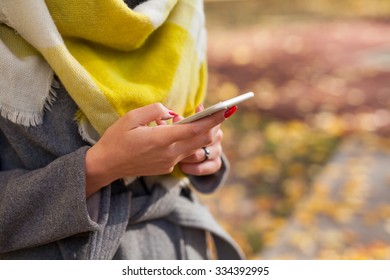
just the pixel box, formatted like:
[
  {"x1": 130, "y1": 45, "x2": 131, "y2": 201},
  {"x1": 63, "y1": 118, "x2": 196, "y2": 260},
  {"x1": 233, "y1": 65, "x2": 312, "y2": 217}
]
[{"x1": 201, "y1": 0, "x2": 390, "y2": 259}]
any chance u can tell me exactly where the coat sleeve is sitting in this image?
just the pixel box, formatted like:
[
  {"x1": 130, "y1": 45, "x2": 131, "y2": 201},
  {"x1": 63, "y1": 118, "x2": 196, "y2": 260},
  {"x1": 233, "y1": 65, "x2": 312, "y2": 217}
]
[{"x1": 0, "y1": 146, "x2": 100, "y2": 254}]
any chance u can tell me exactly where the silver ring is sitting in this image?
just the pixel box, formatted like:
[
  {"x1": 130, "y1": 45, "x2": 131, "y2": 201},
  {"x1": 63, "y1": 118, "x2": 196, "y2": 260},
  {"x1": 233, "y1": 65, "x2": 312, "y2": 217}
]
[{"x1": 202, "y1": 147, "x2": 210, "y2": 162}]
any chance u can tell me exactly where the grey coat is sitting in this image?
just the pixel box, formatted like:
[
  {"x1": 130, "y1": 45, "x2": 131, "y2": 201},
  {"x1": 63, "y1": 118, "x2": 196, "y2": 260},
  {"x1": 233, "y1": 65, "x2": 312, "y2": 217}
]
[{"x1": 0, "y1": 83, "x2": 244, "y2": 260}]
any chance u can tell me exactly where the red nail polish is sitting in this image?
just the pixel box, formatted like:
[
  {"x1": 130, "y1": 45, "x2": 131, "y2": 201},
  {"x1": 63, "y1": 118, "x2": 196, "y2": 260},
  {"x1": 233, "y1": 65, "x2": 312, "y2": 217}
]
[
  {"x1": 224, "y1": 106, "x2": 238, "y2": 118},
  {"x1": 168, "y1": 110, "x2": 178, "y2": 116}
]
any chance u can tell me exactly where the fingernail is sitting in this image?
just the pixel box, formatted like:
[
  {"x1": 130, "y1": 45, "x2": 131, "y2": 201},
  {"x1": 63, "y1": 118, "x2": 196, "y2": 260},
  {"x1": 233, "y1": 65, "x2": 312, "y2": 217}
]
[
  {"x1": 224, "y1": 106, "x2": 238, "y2": 118},
  {"x1": 199, "y1": 104, "x2": 204, "y2": 111},
  {"x1": 168, "y1": 110, "x2": 178, "y2": 117},
  {"x1": 160, "y1": 110, "x2": 178, "y2": 120}
]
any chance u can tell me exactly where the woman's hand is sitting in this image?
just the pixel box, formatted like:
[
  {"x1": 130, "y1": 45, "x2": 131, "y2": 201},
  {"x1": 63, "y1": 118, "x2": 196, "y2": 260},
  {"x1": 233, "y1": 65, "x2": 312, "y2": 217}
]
[
  {"x1": 177, "y1": 105, "x2": 226, "y2": 176},
  {"x1": 84, "y1": 103, "x2": 230, "y2": 197},
  {"x1": 178, "y1": 128, "x2": 224, "y2": 176}
]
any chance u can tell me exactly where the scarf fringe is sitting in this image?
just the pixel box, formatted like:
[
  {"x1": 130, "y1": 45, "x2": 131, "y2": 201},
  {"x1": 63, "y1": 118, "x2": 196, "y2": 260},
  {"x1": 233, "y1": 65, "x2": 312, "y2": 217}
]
[
  {"x1": 45, "y1": 78, "x2": 59, "y2": 112},
  {"x1": 0, "y1": 104, "x2": 44, "y2": 127},
  {"x1": 0, "y1": 84, "x2": 57, "y2": 127}
]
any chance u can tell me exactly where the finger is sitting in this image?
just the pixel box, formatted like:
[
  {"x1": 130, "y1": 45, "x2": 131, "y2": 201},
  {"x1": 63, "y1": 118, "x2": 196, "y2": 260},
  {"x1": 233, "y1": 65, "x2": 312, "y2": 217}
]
[
  {"x1": 181, "y1": 147, "x2": 210, "y2": 164},
  {"x1": 195, "y1": 104, "x2": 204, "y2": 113},
  {"x1": 181, "y1": 126, "x2": 222, "y2": 154},
  {"x1": 155, "y1": 119, "x2": 167, "y2": 126},
  {"x1": 167, "y1": 110, "x2": 226, "y2": 142},
  {"x1": 123, "y1": 103, "x2": 176, "y2": 129},
  {"x1": 180, "y1": 157, "x2": 222, "y2": 176},
  {"x1": 180, "y1": 141, "x2": 223, "y2": 163},
  {"x1": 171, "y1": 106, "x2": 204, "y2": 123},
  {"x1": 172, "y1": 125, "x2": 222, "y2": 160},
  {"x1": 172, "y1": 114, "x2": 184, "y2": 124}
]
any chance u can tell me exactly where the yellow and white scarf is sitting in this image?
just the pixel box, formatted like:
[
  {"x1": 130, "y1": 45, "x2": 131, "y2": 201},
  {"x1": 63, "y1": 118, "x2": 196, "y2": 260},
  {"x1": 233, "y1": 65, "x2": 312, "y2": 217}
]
[{"x1": 0, "y1": 0, "x2": 207, "y2": 141}]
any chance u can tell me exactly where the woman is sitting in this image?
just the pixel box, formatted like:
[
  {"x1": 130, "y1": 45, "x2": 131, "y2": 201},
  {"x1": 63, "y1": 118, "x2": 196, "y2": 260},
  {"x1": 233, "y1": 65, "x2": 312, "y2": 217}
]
[{"x1": 0, "y1": 0, "x2": 244, "y2": 259}]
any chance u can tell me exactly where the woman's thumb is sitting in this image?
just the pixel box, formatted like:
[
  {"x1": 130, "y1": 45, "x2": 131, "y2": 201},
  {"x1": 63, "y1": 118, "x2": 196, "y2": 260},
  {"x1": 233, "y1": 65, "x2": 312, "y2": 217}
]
[{"x1": 123, "y1": 103, "x2": 177, "y2": 128}]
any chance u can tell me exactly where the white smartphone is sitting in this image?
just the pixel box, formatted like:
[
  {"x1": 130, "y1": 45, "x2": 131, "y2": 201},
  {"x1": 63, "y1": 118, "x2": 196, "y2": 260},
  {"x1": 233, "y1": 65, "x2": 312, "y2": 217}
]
[{"x1": 175, "y1": 92, "x2": 254, "y2": 124}]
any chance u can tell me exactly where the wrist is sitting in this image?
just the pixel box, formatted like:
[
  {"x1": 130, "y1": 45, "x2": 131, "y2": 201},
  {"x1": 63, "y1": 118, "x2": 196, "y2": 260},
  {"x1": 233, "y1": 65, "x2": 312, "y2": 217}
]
[{"x1": 85, "y1": 146, "x2": 116, "y2": 197}]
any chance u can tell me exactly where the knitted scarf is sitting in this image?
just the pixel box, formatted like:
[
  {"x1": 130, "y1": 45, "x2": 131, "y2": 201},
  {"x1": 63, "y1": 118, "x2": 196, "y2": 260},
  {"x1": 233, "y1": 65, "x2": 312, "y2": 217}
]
[{"x1": 0, "y1": 0, "x2": 207, "y2": 140}]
